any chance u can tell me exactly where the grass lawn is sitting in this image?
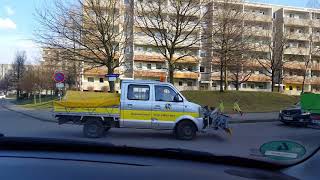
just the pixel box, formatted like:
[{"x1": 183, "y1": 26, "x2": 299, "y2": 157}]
[
  {"x1": 181, "y1": 91, "x2": 299, "y2": 113},
  {"x1": 12, "y1": 96, "x2": 58, "y2": 110},
  {"x1": 13, "y1": 91, "x2": 299, "y2": 113}
]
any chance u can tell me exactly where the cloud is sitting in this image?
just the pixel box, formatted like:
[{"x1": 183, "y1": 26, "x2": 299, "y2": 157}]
[
  {"x1": 0, "y1": 18, "x2": 16, "y2": 29},
  {"x1": 5, "y1": 6, "x2": 14, "y2": 16}
]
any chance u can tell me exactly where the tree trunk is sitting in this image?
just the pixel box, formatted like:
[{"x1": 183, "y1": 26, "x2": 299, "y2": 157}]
[
  {"x1": 109, "y1": 81, "x2": 115, "y2": 93},
  {"x1": 271, "y1": 73, "x2": 275, "y2": 92},
  {"x1": 302, "y1": 71, "x2": 306, "y2": 93},
  {"x1": 224, "y1": 68, "x2": 228, "y2": 91},
  {"x1": 168, "y1": 63, "x2": 174, "y2": 84},
  {"x1": 107, "y1": 64, "x2": 115, "y2": 93},
  {"x1": 277, "y1": 70, "x2": 281, "y2": 92},
  {"x1": 219, "y1": 57, "x2": 224, "y2": 92}
]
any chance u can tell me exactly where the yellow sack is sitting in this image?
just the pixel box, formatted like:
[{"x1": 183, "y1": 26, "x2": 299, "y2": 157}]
[{"x1": 54, "y1": 91, "x2": 120, "y2": 108}]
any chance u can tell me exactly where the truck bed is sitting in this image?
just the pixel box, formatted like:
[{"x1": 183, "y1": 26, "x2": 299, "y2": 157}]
[{"x1": 53, "y1": 91, "x2": 120, "y2": 119}]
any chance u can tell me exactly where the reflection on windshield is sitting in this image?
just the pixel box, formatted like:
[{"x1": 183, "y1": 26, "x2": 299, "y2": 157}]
[{"x1": 0, "y1": 0, "x2": 319, "y2": 166}]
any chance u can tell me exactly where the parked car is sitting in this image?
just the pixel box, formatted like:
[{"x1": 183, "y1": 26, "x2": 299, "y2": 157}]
[
  {"x1": 279, "y1": 93, "x2": 320, "y2": 126},
  {"x1": 0, "y1": 94, "x2": 6, "y2": 99}
]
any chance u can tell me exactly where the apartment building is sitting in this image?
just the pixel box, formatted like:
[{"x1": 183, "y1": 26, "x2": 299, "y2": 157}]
[
  {"x1": 42, "y1": 0, "x2": 320, "y2": 94},
  {"x1": 0, "y1": 64, "x2": 12, "y2": 80}
]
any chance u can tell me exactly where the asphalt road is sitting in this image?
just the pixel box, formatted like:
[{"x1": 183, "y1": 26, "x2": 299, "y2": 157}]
[{"x1": 1, "y1": 100, "x2": 320, "y2": 162}]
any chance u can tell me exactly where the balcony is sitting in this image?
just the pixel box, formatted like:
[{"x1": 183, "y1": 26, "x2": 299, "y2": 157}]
[
  {"x1": 284, "y1": 18, "x2": 310, "y2": 27},
  {"x1": 310, "y1": 77, "x2": 320, "y2": 85},
  {"x1": 312, "y1": 63, "x2": 320, "y2": 71},
  {"x1": 284, "y1": 61, "x2": 306, "y2": 70},
  {"x1": 311, "y1": 19, "x2": 320, "y2": 28},
  {"x1": 284, "y1": 47, "x2": 309, "y2": 55},
  {"x1": 134, "y1": 70, "x2": 166, "y2": 79},
  {"x1": 247, "y1": 74, "x2": 270, "y2": 82},
  {"x1": 248, "y1": 29, "x2": 272, "y2": 37},
  {"x1": 133, "y1": 53, "x2": 165, "y2": 62},
  {"x1": 287, "y1": 33, "x2": 310, "y2": 41},
  {"x1": 283, "y1": 75, "x2": 304, "y2": 84},
  {"x1": 200, "y1": 73, "x2": 211, "y2": 82},
  {"x1": 313, "y1": 35, "x2": 320, "y2": 42},
  {"x1": 134, "y1": 35, "x2": 156, "y2": 45},
  {"x1": 245, "y1": 14, "x2": 273, "y2": 23},
  {"x1": 174, "y1": 71, "x2": 199, "y2": 79}
]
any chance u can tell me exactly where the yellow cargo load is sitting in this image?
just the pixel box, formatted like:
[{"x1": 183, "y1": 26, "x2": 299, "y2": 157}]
[{"x1": 53, "y1": 91, "x2": 120, "y2": 114}]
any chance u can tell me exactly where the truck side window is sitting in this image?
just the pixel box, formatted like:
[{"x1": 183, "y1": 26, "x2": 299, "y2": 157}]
[
  {"x1": 155, "y1": 86, "x2": 180, "y2": 102},
  {"x1": 127, "y1": 85, "x2": 150, "y2": 101}
]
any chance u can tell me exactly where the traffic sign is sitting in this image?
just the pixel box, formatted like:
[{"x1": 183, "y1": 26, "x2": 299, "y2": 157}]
[
  {"x1": 56, "y1": 83, "x2": 64, "y2": 89},
  {"x1": 105, "y1": 74, "x2": 120, "y2": 82},
  {"x1": 53, "y1": 72, "x2": 65, "y2": 83},
  {"x1": 105, "y1": 74, "x2": 120, "y2": 78}
]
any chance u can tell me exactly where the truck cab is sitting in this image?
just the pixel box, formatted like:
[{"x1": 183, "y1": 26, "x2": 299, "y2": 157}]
[{"x1": 120, "y1": 80, "x2": 203, "y2": 139}]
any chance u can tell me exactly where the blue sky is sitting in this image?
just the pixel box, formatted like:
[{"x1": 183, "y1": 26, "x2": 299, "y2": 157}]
[{"x1": 0, "y1": 0, "x2": 311, "y2": 64}]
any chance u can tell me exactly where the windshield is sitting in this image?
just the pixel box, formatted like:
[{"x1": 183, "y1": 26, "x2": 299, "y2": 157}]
[{"x1": 1, "y1": 0, "x2": 320, "y2": 167}]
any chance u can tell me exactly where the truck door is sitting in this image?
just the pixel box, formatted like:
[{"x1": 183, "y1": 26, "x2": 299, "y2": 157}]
[
  {"x1": 121, "y1": 84, "x2": 152, "y2": 128},
  {"x1": 152, "y1": 85, "x2": 184, "y2": 129}
]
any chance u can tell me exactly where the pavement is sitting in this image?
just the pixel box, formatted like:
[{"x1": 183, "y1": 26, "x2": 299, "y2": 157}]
[
  {"x1": 1, "y1": 98, "x2": 320, "y2": 162},
  {"x1": 1, "y1": 100, "x2": 279, "y2": 124}
]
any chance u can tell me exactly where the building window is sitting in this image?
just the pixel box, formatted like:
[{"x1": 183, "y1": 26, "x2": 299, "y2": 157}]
[
  {"x1": 297, "y1": 86, "x2": 301, "y2": 91},
  {"x1": 212, "y1": 83, "x2": 217, "y2": 87},
  {"x1": 179, "y1": 81, "x2": 183, "y2": 86},
  {"x1": 187, "y1": 66, "x2": 193, "y2": 71},
  {"x1": 88, "y1": 77, "x2": 94, "y2": 82},
  {"x1": 289, "y1": 14, "x2": 295, "y2": 18},
  {"x1": 137, "y1": 63, "x2": 142, "y2": 69},
  {"x1": 99, "y1": 78, "x2": 104, "y2": 83},
  {"x1": 242, "y1": 84, "x2": 247, "y2": 88},
  {"x1": 147, "y1": 64, "x2": 152, "y2": 69},
  {"x1": 156, "y1": 63, "x2": 162, "y2": 69},
  {"x1": 200, "y1": 66, "x2": 205, "y2": 73},
  {"x1": 250, "y1": 84, "x2": 255, "y2": 89},
  {"x1": 127, "y1": 85, "x2": 150, "y2": 101},
  {"x1": 289, "y1": 86, "x2": 293, "y2": 90},
  {"x1": 187, "y1": 81, "x2": 193, "y2": 86}
]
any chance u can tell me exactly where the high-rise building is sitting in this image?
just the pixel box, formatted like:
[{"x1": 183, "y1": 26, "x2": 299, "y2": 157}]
[{"x1": 42, "y1": 0, "x2": 320, "y2": 94}]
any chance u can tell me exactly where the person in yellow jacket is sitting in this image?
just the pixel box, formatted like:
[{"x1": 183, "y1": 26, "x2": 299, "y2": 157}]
[
  {"x1": 233, "y1": 100, "x2": 243, "y2": 116},
  {"x1": 218, "y1": 100, "x2": 224, "y2": 113}
]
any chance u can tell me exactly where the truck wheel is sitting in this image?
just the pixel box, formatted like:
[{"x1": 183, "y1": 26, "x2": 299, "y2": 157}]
[
  {"x1": 175, "y1": 121, "x2": 197, "y2": 140},
  {"x1": 83, "y1": 119, "x2": 104, "y2": 138}
]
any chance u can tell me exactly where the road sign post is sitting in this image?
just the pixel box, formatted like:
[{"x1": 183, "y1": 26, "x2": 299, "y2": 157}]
[{"x1": 53, "y1": 72, "x2": 65, "y2": 101}]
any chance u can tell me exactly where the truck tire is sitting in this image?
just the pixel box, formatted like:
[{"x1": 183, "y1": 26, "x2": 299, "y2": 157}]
[
  {"x1": 175, "y1": 121, "x2": 197, "y2": 140},
  {"x1": 83, "y1": 119, "x2": 104, "y2": 138}
]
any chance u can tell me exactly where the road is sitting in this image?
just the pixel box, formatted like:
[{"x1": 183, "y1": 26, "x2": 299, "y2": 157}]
[{"x1": 1, "y1": 100, "x2": 320, "y2": 162}]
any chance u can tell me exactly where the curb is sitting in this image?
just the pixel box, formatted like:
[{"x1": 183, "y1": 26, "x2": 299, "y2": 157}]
[
  {"x1": 230, "y1": 119, "x2": 278, "y2": 124},
  {"x1": 2, "y1": 104, "x2": 278, "y2": 125},
  {"x1": 1, "y1": 105, "x2": 56, "y2": 123}
]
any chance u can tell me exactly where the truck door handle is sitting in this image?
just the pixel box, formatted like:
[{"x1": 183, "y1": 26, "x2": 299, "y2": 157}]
[
  {"x1": 154, "y1": 105, "x2": 161, "y2": 110},
  {"x1": 127, "y1": 104, "x2": 133, "y2": 109}
]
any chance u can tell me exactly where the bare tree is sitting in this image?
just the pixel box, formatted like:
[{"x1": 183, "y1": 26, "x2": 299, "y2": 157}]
[
  {"x1": 135, "y1": 0, "x2": 209, "y2": 83},
  {"x1": 0, "y1": 74, "x2": 12, "y2": 95},
  {"x1": 255, "y1": 24, "x2": 290, "y2": 92},
  {"x1": 12, "y1": 51, "x2": 27, "y2": 99},
  {"x1": 211, "y1": 0, "x2": 258, "y2": 92},
  {"x1": 35, "y1": 0, "x2": 132, "y2": 92},
  {"x1": 228, "y1": 56, "x2": 253, "y2": 91}
]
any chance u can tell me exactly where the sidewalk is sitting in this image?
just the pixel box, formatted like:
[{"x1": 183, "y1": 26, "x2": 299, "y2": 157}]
[
  {"x1": 227, "y1": 112, "x2": 279, "y2": 124},
  {"x1": 2, "y1": 100, "x2": 279, "y2": 124},
  {"x1": 1, "y1": 101, "x2": 55, "y2": 122}
]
